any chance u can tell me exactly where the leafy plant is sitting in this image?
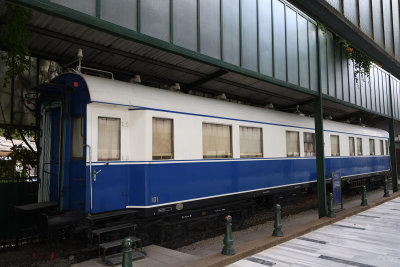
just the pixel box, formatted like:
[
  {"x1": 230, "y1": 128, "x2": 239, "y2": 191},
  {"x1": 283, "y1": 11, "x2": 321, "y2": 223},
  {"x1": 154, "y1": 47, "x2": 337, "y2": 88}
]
[
  {"x1": 317, "y1": 23, "x2": 373, "y2": 82},
  {"x1": 0, "y1": 3, "x2": 32, "y2": 87}
]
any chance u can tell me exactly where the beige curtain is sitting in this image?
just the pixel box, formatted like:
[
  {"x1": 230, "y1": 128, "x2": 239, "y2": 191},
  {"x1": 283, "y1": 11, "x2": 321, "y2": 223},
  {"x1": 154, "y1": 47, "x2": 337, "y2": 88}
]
[
  {"x1": 286, "y1": 131, "x2": 299, "y2": 157},
  {"x1": 349, "y1": 137, "x2": 355, "y2": 156},
  {"x1": 369, "y1": 139, "x2": 375, "y2": 155},
  {"x1": 203, "y1": 123, "x2": 232, "y2": 158},
  {"x1": 357, "y1": 137, "x2": 363, "y2": 156},
  {"x1": 98, "y1": 117, "x2": 120, "y2": 160},
  {"x1": 152, "y1": 118, "x2": 173, "y2": 159},
  {"x1": 240, "y1": 126, "x2": 262, "y2": 158},
  {"x1": 330, "y1": 135, "x2": 340, "y2": 156},
  {"x1": 303, "y1": 132, "x2": 315, "y2": 157},
  {"x1": 71, "y1": 117, "x2": 83, "y2": 159},
  {"x1": 385, "y1": 140, "x2": 389, "y2": 155}
]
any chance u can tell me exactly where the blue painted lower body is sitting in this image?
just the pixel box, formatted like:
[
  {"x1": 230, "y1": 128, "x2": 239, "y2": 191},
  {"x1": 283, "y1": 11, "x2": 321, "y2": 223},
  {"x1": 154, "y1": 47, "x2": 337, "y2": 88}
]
[{"x1": 84, "y1": 156, "x2": 390, "y2": 213}]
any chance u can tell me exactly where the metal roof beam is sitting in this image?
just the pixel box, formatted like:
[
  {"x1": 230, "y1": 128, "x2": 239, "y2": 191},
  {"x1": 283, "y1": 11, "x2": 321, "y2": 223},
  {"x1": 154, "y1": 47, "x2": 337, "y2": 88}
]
[
  {"x1": 183, "y1": 70, "x2": 228, "y2": 92},
  {"x1": 26, "y1": 25, "x2": 206, "y2": 78}
]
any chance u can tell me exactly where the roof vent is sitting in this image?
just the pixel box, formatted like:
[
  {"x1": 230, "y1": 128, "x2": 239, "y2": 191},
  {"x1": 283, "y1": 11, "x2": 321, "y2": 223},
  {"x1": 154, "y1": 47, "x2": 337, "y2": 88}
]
[
  {"x1": 217, "y1": 93, "x2": 227, "y2": 100},
  {"x1": 169, "y1": 83, "x2": 181, "y2": 91},
  {"x1": 265, "y1": 103, "x2": 274, "y2": 109},
  {"x1": 129, "y1": 75, "x2": 141, "y2": 84}
]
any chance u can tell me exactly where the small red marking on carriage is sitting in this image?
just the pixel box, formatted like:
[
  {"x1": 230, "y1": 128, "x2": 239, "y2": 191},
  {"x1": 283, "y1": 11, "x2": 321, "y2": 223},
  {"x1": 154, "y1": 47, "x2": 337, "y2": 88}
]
[{"x1": 74, "y1": 82, "x2": 79, "y2": 87}]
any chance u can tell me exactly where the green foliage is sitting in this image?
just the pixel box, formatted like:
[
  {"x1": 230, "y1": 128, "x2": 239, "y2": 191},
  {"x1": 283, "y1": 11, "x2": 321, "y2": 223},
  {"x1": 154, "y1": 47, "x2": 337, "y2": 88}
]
[
  {"x1": 317, "y1": 23, "x2": 372, "y2": 82},
  {"x1": 337, "y1": 39, "x2": 372, "y2": 80},
  {"x1": 0, "y1": 128, "x2": 35, "y2": 140},
  {"x1": 0, "y1": 145, "x2": 37, "y2": 180},
  {"x1": 0, "y1": 4, "x2": 32, "y2": 87}
]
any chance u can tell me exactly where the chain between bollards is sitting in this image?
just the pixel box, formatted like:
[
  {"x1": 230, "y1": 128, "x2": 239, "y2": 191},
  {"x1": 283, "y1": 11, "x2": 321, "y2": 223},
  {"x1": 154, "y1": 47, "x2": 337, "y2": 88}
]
[
  {"x1": 272, "y1": 204, "x2": 283, "y2": 237},
  {"x1": 361, "y1": 185, "x2": 368, "y2": 206},
  {"x1": 384, "y1": 179, "x2": 390, "y2": 197},
  {"x1": 122, "y1": 237, "x2": 132, "y2": 267},
  {"x1": 221, "y1": 215, "x2": 235, "y2": 255},
  {"x1": 328, "y1": 193, "x2": 336, "y2": 218}
]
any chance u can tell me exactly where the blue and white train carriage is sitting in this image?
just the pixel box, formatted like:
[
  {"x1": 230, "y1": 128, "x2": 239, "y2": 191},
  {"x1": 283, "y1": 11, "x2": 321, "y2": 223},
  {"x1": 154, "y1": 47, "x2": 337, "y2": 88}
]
[{"x1": 37, "y1": 73, "x2": 390, "y2": 216}]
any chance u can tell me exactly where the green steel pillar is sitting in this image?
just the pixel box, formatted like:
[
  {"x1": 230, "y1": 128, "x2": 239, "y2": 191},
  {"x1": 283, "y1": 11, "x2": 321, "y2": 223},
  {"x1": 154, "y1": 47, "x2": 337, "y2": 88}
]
[
  {"x1": 315, "y1": 27, "x2": 327, "y2": 218},
  {"x1": 388, "y1": 118, "x2": 398, "y2": 192},
  {"x1": 388, "y1": 77, "x2": 398, "y2": 192}
]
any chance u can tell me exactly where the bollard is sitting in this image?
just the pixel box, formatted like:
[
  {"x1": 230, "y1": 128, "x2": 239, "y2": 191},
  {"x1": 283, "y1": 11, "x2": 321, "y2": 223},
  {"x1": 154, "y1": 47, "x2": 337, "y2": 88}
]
[
  {"x1": 361, "y1": 185, "x2": 368, "y2": 206},
  {"x1": 272, "y1": 204, "x2": 284, "y2": 237},
  {"x1": 328, "y1": 193, "x2": 336, "y2": 218},
  {"x1": 221, "y1": 215, "x2": 235, "y2": 255},
  {"x1": 384, "y1": 179, "x2": 390, "y2": 197},
  {"x1": 122, "y1": 238, "x2": 133, "y2": 267}
]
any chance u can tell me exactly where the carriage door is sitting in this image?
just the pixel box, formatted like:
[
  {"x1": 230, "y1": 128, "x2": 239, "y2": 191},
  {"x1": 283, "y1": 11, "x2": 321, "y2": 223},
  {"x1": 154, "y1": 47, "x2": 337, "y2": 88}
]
[
  {"x1": 38, "y1": 101, "x2": 62, "y2": 203},
  {"x1": 91, "y1": 112, "x2": 129, "y2": 213}
]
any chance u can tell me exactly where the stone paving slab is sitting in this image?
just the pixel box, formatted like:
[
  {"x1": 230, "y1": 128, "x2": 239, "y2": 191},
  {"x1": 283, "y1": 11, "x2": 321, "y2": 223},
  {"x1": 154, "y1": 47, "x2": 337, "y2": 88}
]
[
  {"x1": 184, "y1": 191, "x2": 400, "y2": 267},
  {"x1": 229, "y1": 199, "x2": 400, "y2": 267},
  {"x1": 72, "y1": 245, "x2": 199, "y2": 267}
]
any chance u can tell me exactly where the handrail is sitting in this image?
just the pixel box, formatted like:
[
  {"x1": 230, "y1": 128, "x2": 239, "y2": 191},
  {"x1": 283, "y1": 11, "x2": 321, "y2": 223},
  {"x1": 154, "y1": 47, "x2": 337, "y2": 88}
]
[{"x1": 84, "y1": 144, "x2": 93, "y2": 216}]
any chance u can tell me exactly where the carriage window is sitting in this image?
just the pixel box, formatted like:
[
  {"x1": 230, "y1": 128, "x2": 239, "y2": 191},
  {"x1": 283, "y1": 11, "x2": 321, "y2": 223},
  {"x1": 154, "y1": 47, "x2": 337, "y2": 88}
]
[
  {"x1": 385, "y1": 140, "x2": 389, "y2": 155},
  {"x1": 286, "y1": 131, "x2": 299, "y2": 157},
  {"x1": 349, "y1": 137, "x2": 355, "y2": 156},
  {"x1": 240, "y1": 126, "x2": 262, "y2": 158},
  {"x1": 203, "y1": 123, "x2": 232, "y2": 158},
  {"x1": 71, "y1": 116, "x2": 84, "y2": 159},
  {"x1": 357, "y1": 137, "x2": 363, "y2": 156},
  {"x1": 152, "y1": 118, "x2": 173, "y2": 160},
  {"x1": 98, "y1": 117, "x2": 121, "y2": 161},
  {"x1": 304, "y1": 132, "x2": 315, "y2": 157},
  {"x1": 330, "y1": 135, "x2": 340, "y2": 156},
  {"x1": 369, "y1": 139, "x2": 375, "y2": 155},
  {"x1": 380, "y1": 140, "x2": 384, "y2": 155}
]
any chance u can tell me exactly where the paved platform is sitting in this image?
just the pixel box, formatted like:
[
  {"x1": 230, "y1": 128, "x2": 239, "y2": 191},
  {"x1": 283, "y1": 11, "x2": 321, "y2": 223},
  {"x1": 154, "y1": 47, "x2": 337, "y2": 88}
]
[
  {"x1": 72, "y1": 245, "x2": 199, "y2": 267},
  {"x1": 184, "y1": 191, "x2": 400, "y2": 267},
  {"x1": 228, "y1": 198, "x2": 400, "y2": 267}
]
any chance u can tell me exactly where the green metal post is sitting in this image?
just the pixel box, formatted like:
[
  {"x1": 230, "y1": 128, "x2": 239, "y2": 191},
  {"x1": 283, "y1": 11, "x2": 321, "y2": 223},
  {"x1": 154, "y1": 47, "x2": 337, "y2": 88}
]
[
  {"x1": 388, "y1": 118, "x2": 398, "y2": 192},
  {"x1": 221, "y1": 215, "x2": 235, "y2": 255},
  {"x1": 122, "y1": 238, "x2": 132, "y2": 267},
  {"x1": 361, "y1": 185, "x2": 368, "y2": 206},
  {"x1": 272, "y1": 204, "x2": 284, "y2": 237},
  {"x1": 388, "y1": 77, "x2": 398, "y2": 192},
  {"x1": 315, "y1": 27, "x2": 327, "y2": 218},
  {"x1": 328, "y1": 193, "x2": 335, "y2": 218},
  {"x1": 384, "y1": 179, "x2": 390, "y2": 197}
]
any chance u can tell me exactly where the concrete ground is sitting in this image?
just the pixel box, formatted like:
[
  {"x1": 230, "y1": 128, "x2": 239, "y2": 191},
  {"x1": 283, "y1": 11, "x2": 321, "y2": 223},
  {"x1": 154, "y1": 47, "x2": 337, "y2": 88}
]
[
  {"x1": 229, "y1": 198, "x2": 400, "y2": 267},
  {"x1": 72, "y1": 186, "x2": 399, "y2": 267}
]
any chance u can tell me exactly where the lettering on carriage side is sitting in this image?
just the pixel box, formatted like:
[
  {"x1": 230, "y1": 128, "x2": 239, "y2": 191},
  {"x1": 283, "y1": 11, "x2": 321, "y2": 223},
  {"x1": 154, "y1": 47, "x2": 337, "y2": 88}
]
[
  {"x1": 151, "y1": 196, "x2": 159, "y2": 203},
  {"x1": 181, "y1": 214, "x2": 192, "y2": 219},
  {"x1": 214, "y1": 208, "x2": 226, "y2": 213},
  {"x1": 158, "y1": 207, "x2": 172, "y2": 213}
]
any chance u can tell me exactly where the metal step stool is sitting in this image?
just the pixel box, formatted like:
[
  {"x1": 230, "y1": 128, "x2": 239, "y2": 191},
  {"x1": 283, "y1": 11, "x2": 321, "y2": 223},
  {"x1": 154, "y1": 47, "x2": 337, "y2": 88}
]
[
  {"x1": 91, "y1": 223, "x2": 135, "y2": 244},
  {"x1": 105, "y1": 250, "x2": 145, "y2": 266},
  {"x1": 99, "y1": 236, "x2": 144, "y2": 260}
]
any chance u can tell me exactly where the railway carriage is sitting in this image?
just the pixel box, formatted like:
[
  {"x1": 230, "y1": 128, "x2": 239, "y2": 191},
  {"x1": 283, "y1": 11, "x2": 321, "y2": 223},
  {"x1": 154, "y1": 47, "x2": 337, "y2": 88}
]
[{"x1": 36, "y1": 73, "x2": 390, "y2": 220}]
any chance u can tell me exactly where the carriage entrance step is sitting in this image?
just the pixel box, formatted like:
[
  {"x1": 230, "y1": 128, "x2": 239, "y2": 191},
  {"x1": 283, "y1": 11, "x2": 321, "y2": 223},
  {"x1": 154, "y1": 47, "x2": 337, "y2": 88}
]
[
  {"x1": 91, "y1": 223, "x2": 135, "y2": 244},
  {"x1": 104, "y1": 250, "x2": 145, "y2": 266},
  {"x1": 99, "y1": 236, "x2": 144, "y2": 260},
  {"x1": 86, "y1": 210, "x2": 137, "y2": 223}
]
